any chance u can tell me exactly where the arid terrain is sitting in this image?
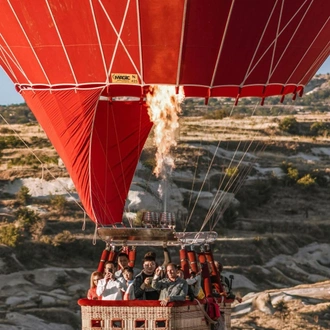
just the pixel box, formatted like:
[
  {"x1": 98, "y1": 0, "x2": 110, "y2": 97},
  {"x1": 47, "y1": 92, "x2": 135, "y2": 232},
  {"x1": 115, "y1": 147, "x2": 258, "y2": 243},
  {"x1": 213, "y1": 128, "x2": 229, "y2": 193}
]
[{"x1": 1, "y1": 109, "x2": 330, "y2": 329}]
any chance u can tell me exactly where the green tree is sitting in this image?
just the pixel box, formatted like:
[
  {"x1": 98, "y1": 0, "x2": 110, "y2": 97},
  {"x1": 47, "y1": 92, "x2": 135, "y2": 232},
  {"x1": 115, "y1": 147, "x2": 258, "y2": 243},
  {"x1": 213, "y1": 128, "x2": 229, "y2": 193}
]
[
  {"x1": 310, "y1": 121, "x2": 329, "y2": 136},
  {"x1": 16, "y1": 186, "x2": 32, "y2": 205},
  {"x1": 297, "y1": 174, "x2": 316, "y2": 189},
  {"x1": 278, "y1": 116, "x2": 299, "y2": 134},
  {"x1": 53, "y1": 230, "x2": 75, "y2": 246},
  {"x1": 204, "y1": 108, "x2": 230, "y2": 120},
  {"x1": 287, "y1": 167, "x2": 299, "y2": 182},
  {"x1": 0, "y1": 135, "x2": 25, "y2": 148},
  {"x1": 15, "y1": 207, "x2": 40, "y2": 234},
  {"x1": 0, "y1": 224, "x2": 21, "y2": 247},
  {"x1": 281, "y1": 162, "x2": 299, "y2": 185},
  {"x1": 225, "y1": 166, "x2": 239, "y2": 177},
  {"x1": 50, "y1": 194, "x2": 67, "y2": 213}
]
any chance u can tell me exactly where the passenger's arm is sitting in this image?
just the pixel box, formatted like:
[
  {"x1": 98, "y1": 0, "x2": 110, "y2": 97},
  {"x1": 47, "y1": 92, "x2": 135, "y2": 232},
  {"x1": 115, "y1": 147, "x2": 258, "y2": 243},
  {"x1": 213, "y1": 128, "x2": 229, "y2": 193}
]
[
  {"x1": 87, "y1": 289, "x2": 93, "y2": 300},
  {"x1": 161, "y1": 244, "x2": 171, "y2": 267},
  {"x1": 152, "y1": 267, "x2": 164, "y2": 291},
  {"x1": 169, "y1": 280, "x2": 188, "y2": 302},
  {"x1": 96, "y1": 279, "x2": 106, "y2": 296},
  {"x1": 151, "y1": 276, "x2": 163, "y2": 291},
  {"x1": 117, "y1": 278, "x2": 125, "y2": 291}
]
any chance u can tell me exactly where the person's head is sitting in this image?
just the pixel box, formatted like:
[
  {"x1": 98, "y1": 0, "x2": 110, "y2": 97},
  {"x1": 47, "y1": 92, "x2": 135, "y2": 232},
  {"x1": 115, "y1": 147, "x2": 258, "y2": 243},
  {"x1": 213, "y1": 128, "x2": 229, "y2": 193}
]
[
  {"x1": 122, "y1": 266, "x2": 134, "y2": 281},
  {"x1": 104, "y1": 261, "x2": 116, "y2": 275},
  {"x1": 117, "y1": 252, "x2": 129, "y2": 269},
  {"x1": 177, "y1": 268, "x2": 184, "y2": 278},
  {"x1": 90, "y1": 271, "x2": 103, "y2": 288},
  {"x1": 144, "y1": 251, "x2": 156, "y2": 261},
  {"x1": 166, "y1": 263, "x2": 179, "y2": 281},
  {"x1": 142, "y1": 253, "x2": 157, "y2": 275}
]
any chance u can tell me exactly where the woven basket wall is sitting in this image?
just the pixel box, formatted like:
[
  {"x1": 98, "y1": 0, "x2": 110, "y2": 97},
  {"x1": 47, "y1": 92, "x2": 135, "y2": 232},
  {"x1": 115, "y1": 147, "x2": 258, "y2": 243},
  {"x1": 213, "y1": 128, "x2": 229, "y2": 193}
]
[{"x1": 80, "y1": 301, "x2": 232, "y2": 330}]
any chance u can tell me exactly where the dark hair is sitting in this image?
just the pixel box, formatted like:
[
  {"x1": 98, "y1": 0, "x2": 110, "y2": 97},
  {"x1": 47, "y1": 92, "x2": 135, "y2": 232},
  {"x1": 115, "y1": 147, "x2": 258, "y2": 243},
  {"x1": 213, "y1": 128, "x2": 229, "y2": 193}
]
[
  {"x1": 143, "y1": 256, "x2": 156, "y2": 264},
  {"x1": 144, "y1": 251, "x2": 156, "y2": 261},
  {"x1": 166, "y1": 263, "x2": 178, "y2": 270},
  {"x1": 122, "y1": 266, "x2": 133, "y2": 274},
  {"x1": 117, "y1": 252, "x2": 129, "y2": 259}
]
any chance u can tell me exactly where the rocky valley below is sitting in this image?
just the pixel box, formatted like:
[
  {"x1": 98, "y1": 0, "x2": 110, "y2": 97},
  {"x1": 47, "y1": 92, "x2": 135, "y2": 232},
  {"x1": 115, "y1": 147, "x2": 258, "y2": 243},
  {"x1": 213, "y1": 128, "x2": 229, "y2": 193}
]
[{"x1": 1, "y1": 112, "x2": 330, "y2": 329}]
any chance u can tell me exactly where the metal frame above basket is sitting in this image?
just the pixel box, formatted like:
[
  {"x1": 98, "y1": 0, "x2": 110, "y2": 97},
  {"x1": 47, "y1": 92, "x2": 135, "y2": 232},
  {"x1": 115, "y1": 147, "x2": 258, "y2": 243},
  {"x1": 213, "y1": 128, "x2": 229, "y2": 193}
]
[{"x1": 97, "y1": 227, "x2": 218, "y2": 247}]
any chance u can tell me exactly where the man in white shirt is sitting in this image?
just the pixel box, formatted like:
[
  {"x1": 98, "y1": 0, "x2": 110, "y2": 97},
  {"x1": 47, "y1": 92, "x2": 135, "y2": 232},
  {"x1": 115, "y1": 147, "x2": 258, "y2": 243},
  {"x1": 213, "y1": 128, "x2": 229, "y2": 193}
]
[{"x1": 97, "y1": 261, "x2": 124, "y2": 300}]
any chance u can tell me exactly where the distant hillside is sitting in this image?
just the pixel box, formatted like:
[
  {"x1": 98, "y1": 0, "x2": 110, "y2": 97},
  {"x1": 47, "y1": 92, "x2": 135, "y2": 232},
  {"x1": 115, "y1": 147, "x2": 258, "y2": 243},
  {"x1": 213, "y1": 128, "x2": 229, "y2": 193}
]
[{"x1": 1, "y1": 111, "x2": 330, "y2": 329}]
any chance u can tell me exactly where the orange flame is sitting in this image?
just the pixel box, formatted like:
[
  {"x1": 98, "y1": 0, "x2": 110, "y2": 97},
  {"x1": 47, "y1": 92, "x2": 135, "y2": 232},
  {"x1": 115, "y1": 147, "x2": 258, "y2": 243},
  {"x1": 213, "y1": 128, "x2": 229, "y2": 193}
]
[{"x1": 146, "y1": 85, "x2": 184, "y2": 179}]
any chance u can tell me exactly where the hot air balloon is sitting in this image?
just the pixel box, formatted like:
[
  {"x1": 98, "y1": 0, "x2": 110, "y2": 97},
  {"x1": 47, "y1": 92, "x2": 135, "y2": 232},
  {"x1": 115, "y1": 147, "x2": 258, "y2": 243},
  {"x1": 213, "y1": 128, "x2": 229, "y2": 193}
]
[{"x1": 1, "y1": 1, "x2": 329, "y2": 329}]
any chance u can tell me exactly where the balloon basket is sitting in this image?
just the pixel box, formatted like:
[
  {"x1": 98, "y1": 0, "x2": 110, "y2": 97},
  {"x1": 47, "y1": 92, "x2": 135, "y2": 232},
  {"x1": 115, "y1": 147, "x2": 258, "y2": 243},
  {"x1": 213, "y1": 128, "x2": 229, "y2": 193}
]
[{"x1": 78, "y1": 299, "x2": 232, "y2": 330}]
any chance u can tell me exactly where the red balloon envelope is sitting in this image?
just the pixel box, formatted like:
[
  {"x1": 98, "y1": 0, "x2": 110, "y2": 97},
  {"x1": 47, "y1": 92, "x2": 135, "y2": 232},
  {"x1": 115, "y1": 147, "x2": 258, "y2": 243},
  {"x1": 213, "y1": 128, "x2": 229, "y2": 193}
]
[{"x1": 0, "y1": 0, "x2": 329, "y2": 226}]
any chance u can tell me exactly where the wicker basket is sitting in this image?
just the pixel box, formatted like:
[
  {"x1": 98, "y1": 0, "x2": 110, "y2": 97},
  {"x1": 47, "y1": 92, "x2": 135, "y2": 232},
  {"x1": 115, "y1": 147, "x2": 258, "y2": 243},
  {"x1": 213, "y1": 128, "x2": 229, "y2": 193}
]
[{"x1": 78, "y1": 299, "x2": 231, "y2": 330}]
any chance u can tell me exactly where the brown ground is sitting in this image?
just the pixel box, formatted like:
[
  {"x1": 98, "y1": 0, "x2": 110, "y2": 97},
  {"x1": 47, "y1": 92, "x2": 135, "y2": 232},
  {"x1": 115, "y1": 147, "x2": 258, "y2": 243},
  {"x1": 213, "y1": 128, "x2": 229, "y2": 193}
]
[{"x1": 1, "y1": 114, "x2": 330, "y2": 329}]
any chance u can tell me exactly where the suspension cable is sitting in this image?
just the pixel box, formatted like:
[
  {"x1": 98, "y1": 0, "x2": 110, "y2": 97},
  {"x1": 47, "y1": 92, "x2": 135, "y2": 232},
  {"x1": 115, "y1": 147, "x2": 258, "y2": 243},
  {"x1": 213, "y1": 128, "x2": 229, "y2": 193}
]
[
  {"x1": 185, "y1": 99, "x2": 275, "y2": 235},
  {"x1": 0, "y1": 113, "x2": 86, "y2": 213}
]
